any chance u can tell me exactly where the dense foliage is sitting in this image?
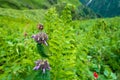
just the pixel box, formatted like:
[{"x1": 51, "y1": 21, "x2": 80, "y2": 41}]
[{"x1": 0, "y1": 1, "x2": 120, "y2": 80}]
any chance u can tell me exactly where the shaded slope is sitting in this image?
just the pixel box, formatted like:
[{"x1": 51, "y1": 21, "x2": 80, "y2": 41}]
[{"x1": 80, "y1": 0, "x2": 120, "y2": 17}]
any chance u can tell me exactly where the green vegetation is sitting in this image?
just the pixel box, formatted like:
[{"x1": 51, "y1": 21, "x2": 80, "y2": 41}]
[
  {"x1": 0, "y1": 0, "x2": 52, "y2": 9},
  {"x1": 0, "y1": 0, "x2": 120, "y2": 80},
  {"x1": 0, "y1": 0, "x2": 81, "y2": 9},
  {"x1": 0, "y1": 0, "x2": 97, "y2": 20},
  {"x1": 80, "y1": 0, "x2": 120, "y2": 17}
]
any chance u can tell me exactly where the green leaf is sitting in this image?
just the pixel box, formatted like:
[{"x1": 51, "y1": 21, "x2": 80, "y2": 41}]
[
  {"x1": 110, "y1": 73, "x2": 117, "y2": 79},
  {"x1": 104, "y1": 69, "x2": 109, "y2": 77}
]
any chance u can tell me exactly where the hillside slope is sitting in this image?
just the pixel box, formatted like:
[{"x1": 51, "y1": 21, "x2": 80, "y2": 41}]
[
  {"x1": 0, "y1": 0, "x2": 120, "y2": 80},
  {"x1": 80, "y1": 0, "x2": 120, "y2": 17},
  {"x1": 0, "y1": 5, "x2": 120, "y2": 79},
  {"x1": 0, "y1": 0, "x2": 97, "y2": 19},
  {"x1": 0, "y1": 0, "x2": 82, "y2": 9}
]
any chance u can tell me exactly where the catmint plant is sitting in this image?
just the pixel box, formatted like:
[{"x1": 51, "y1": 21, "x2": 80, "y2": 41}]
[{"x1": 31, "y1": 24, "x2": 50, "y2": 80}]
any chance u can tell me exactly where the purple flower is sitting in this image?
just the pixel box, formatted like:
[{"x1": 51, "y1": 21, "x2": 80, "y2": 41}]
[
  {"x1": 33, "y1": 60, "x2": 51, "y2": 73},
  {"x1": 32, "y1": 32, "x2": 48, "y2": 46}
]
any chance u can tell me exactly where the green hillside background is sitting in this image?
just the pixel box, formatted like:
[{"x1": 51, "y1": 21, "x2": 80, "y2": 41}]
[
  {"x1": 80, "y1": 0, "x2": 120, "y2": 17},
  {"x1": 0, "y1": 0, "x2": 120, "y2": 80}
]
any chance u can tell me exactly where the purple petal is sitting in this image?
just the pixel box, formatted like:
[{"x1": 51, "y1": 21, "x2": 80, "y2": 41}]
[
  {"x1": 33, "y1": 66, "x2": 38, "y2": 70},
  {"x1": 47, "y1": 66, "x2": 51, "y2": 70},
  {"x1": 32, "y1": 35, "x2": 36, "y2": 39},
  {"x1": 43, "y1": 40, "x2": 48, "y2": 46},
  {"x1": 33, "y1": 64, "x2": 41, "y2": 70}
]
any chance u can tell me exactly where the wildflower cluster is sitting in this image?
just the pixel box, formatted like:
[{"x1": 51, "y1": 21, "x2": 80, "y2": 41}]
[
  {"x1": 32, "y1": 32, "x2": 48, "y2": 46},
  {"x1": 33, "y1": 60, "x2": 51, "y2": 74},
  {"x1": 32, "y1": 24, "x2": 50, "y2": 75},
  {"x1": 32, "y1": 24, "x2": 48, "y2": 46}
]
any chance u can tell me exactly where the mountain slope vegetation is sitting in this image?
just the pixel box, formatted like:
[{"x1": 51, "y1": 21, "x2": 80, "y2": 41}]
[
  {"x1": 0, "y1": 0, "x2": 97, "y2": 20},
  {"x1": 0, "y1": 0, "x2": 120, "y2": 80},
  {"x1": 80, "y1": 0, "x2": 120, "y2": 17}
]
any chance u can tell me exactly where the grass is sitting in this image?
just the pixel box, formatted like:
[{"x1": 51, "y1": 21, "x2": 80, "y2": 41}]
[{"x1": 0, "y1": 8, "x2": 46, "y2": 22}]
